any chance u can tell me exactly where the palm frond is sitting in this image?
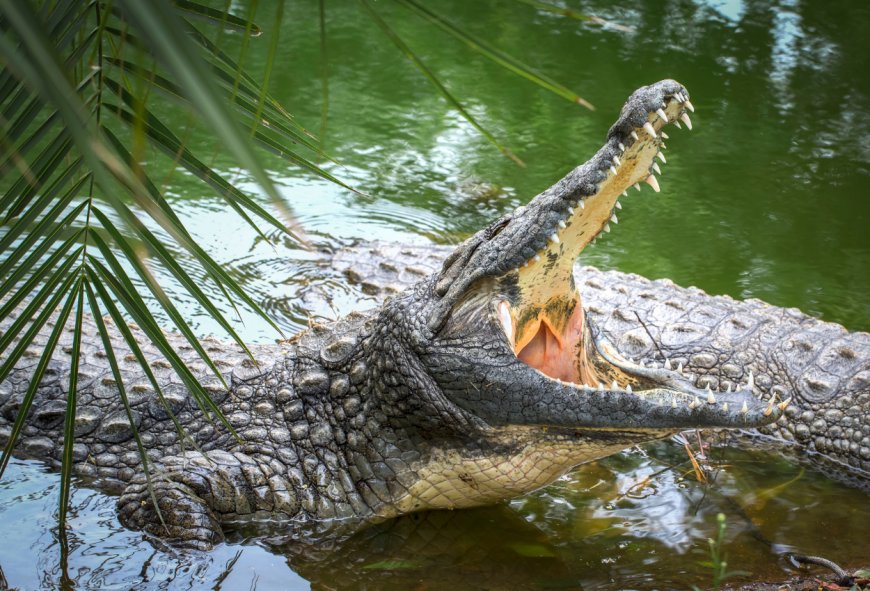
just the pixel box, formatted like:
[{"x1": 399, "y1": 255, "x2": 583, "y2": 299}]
[
  {"x1": 359, "y1": 0, "x2": 525, "y2": 167},
  {"x1": 0, "y1": 0, "x2": 306, "y2": 536},
  {"x1": 394, "y1": 0, "x2": 594, "y2": 110}
]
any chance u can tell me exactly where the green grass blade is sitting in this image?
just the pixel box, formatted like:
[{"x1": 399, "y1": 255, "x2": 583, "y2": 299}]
[
  {"x1": 1, "y1": 86, "x2": 36, "y2": 127},
  {"x1": 58, "y1": 283, "x2": 84, "y2": 530},
  {"x1": 3, "y1": 131, "x2": 73, "y2": 220},
  {"x1": 100, "y1": 128, "x2": 284, "y2": 339},
  {"x1": 0, "y1": 277, "x2": 79, "y2": 482},
  {"x1": 0, "y1": 2, "x2": 232, "y2": 266},
  {"x1": 104, "y1": 110, "x2": 273, "y2": 247},
  {"x1": 90, "y1": 204, "x2": 255, "y2": 360},
  {"x1": 180, "y1": 21, "x2": 306, "y2": 135},
  {"x1": 86, "y1": 253, "x2": 239, "y2": 440},
  {"x1": 0, "y1": 252, "x2": 81, "y2": 371},
  {"x1": 358, "y1": 0, "x2": 524, "y2": 166},
  {"x1": 87, "y1": 229, "x2": 228, "y2": 389},
  {"x1": 172, "y1": 0, "x2": 262, "y2": 34},
  {"x1": 0, "y1": 161, "x2": 85, "y2": 253},
  {"x1": 84, "y1": 281, "x2": 166, "y2": 530},
  {"x1": 0, "y1": 104, "x2": 56, "y2": 168},
  {"x1": 394, "y1": 0, "x2": 594, "y2": 110},
  {"x1": 0, "y1": 198, "x2": 87, "y2": 283},
  {"x1": 250, "y1": 0, "x2": 284, "y2": 138},
  {"x1": 116, "y1": 0, "x2": 287, "y2": 210},
  {"x1": 102, "y1": 96, "x2": 278, "y2": 240},
  {"x1": 100, "y1": 62, "x2": 341, "y2": 180},
  {"x1": 1, "y1": 69, "x2": 98, "y2": 170},
  {"x1": 84, "y1": 268, "x2": 200, "y2": 451},
  {"x1": 0, "y1": 236, "x2": 85, "y2": 318}
]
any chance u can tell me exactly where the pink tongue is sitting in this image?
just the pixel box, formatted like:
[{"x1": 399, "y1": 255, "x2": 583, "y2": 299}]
[{"x1": 517, "y1": 305, "x2": 584, "y2": 383}]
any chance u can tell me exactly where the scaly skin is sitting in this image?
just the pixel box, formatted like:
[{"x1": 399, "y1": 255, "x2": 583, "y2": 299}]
[
  {"x1": 0, "y1": 81, "x2": 787, "y2": 549},
  {"x1": 334, "y1": 242, "x2": 870, "y2": 482}
]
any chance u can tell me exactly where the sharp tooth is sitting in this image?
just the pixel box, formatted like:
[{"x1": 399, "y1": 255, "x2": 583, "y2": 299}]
[
  {"x1": 664, "y1": 358, "x2": 672, "y2": 370},
  {"x1": 610, "y1": 166, "x2": 618, "y2": 176},
  {"x1": 778, "y1": 397, "x2": 792, "y2": 411},
  {"x1": 625, "y1": 384, "x2": 632, "y2": 393},
  {"x1": 643, "y1": 122, "x2": 657, "y2": 137},
  {"x1": 652, "y1": 162, "x2": 662, "y2": 175},
  {"x1": 675, "y1": 92, "x2": 684, "y2": 102},
  {"x1": 763, "y1": 399, "x2": 775, "y2": 417},
  {"x1": 613, "y1": 155, "x2": 621, "y2": 166},
  {"x1": 604, "y1": 223, "x2": 611, "y2": 233},
  {"x1": 671, "y1": 399, "x2": 678, "y2": 408},
  {"x1": 633, "y1": 183, "x2": 641, "y2": 191},
  {"x1": 722, "y1": 403, "x2": 729, "y2": 413},
  {"x1": 618, "y1": 142, "x2": 626, "y2": 152},
  {"x1": 689, "y1": 397, "x2": 700, "y2": 409},
  {"x1": 550, "y1": 233, "x2": 560, "y2": 244},
  {"x1": 612, "y1": 380, "x2": 619, "y2": 390},
  {"x1": 630, "y1": 131, "x2": 639, "y2": 140},
  {"x1": 579, "y1": 200, "x2": 586, "y2": 209},
  {"x1": 684, "y1": 99, "x2": 695, "y2": 113},
  {"x1": 674, "y1": 121, "x2": 682, "y2": 129},
  {"x1": 558, "y1": 220, "x2": 567, "y2": 229},
  {"x1": 677, "y1": 362, "x2": 683, "y2": 374},
  {"x1": 645, "y1": 175, "x2": 661, "y2": 192},
  {"x1": 598, "y1": 382, "x2": 605, "y2": 391},
  {"x1": 726, "y1": 384, "x2": 732, "y2": 393},
  {"x1": 680, "y1": 113, "x2": 693, "y2": 130},
  {"x1": 657, "y1": 152, "x2": 667, "y2": 163},
  {"x1": 611, "y1": 213, "x2": 618, "y2": 224},
  {"x1": 616, "y1": 201, "x2": 623, "y2": 209},
  {"x1": 746, "y1": 371, "x2": 754, "y2": 390},
  {"x1": 661, "y1": 131, "x2": 670, "y2": 139},
  {"x1": 706, "y1": 387, "x2": 716, "y2": 404},
  {"x1": 567, "y1": 206, "x2": 574, "y2": 214},
  {"x1": 661, "y1": 143, "x2": 668, "y2": 150},
  {"x1": 741, "y1": 401, "x2": 749, "y2": 414},
  {"x1": 638, "y1": 360, "x2": 644, "y2": 367},
  {"x1": 534, "y1": 255, "x2": 541, "y2": 262},
  {"x1": 656, "y1": 108, "x2": 669, "y2": 122},
  {"x1": 497, "y1": 301, "x2": 513, "y2": 342},
  {"x1": 621, "y1": 191, "x2": 628, "y2": 198}
]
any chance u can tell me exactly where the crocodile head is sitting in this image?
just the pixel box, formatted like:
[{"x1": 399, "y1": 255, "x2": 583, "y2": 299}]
[{"x1": 380, "y1": 81, "x2": 784, "y2": 509}]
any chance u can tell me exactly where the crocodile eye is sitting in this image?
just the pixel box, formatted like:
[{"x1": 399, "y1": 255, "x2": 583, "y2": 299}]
[{"x1": 485, "y1": 218, "x2": 510, "y2": 240}]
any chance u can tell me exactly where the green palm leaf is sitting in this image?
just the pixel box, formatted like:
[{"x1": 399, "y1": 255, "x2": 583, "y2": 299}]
[{"x1": 0, "y1": 0, "x2": 602, "y2": 569}]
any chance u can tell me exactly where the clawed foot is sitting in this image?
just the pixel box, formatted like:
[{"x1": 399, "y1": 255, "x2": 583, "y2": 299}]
[{"x1": 118, "y1": 478, "x2": 224, "y2": 550}]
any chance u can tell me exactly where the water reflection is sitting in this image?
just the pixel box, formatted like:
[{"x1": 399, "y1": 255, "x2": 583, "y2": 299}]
[
  {"x1": 3, "y1": 0, "x2": 870, "y2": 587},
  {"x1": 2, "y1": 440, "x2": 868, "y2": 590}
]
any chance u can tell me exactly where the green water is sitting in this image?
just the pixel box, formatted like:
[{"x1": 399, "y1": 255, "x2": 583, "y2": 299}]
[
  {"x1": 150, "y1": 0, "x2": 870, "y2": 340},
  {"x1": 2, "y1": 0, "x2": 870, "y2": 588}
]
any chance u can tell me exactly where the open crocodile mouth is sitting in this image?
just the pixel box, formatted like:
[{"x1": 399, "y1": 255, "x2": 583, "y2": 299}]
[{"x1": 492, "y1": 87, "x2": 786, "y2": 421}]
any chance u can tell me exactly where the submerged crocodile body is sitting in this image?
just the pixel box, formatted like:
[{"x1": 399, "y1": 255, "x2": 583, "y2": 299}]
[{"x1": 0, "y1": 80, "x2": 866, "y2": 549}]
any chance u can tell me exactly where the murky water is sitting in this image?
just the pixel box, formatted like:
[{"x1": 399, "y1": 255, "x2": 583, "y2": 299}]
[
  {"x1": 2, "y1": 0, "x2": 870, "y2": 588},
  {"x1": 3, "y1": 442, "x2": 869, "y2": 590}
]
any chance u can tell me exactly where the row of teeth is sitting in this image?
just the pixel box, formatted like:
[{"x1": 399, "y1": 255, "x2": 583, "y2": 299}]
[
  {"x1": 612, "y1": 357, "x2": 792, "y2": 415},
  {"x1": 565, "y1": 370, "x2": 790, "y2": 416},
  {"x1": 515, "y1": 93, "x2": 695, "y2": 272}
]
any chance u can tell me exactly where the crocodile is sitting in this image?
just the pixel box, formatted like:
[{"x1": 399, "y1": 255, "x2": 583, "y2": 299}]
[{"x1": 2, "y1": 79, "x2": 862, "y2": 550}]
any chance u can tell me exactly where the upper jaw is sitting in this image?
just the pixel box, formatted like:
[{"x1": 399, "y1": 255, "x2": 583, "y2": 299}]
[{"x1": 428, "y1": 80, "x2": 694, "y2": 334}]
